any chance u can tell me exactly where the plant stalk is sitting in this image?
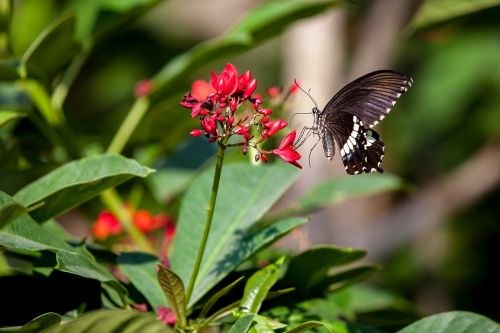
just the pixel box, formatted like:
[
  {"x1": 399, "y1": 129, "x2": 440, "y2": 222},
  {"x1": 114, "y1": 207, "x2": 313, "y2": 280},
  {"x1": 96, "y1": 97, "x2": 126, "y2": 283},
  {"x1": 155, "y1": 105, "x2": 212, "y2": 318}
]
[
  {"x1": 185, "y1": 141, "x2": 226, "y2": 303},
  {"x1": 107, "y1": 97, "x2": 150, "y2": 154}
]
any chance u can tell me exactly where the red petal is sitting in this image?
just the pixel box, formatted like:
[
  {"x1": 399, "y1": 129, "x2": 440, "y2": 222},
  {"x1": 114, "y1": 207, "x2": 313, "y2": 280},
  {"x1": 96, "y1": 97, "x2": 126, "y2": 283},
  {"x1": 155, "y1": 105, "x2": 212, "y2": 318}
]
[
  {"x1": 224, "y1": 63, "x2": 239, "y2": 78},
  {"x1": 278, "y1": 130, "x2": 296, "y2": 149},
  {"x1": 192, "y1": 80, "x2": 215, "y2": 100},
  {"x1": 210, "y1": 70, "x2": 218, "y2": 90}
]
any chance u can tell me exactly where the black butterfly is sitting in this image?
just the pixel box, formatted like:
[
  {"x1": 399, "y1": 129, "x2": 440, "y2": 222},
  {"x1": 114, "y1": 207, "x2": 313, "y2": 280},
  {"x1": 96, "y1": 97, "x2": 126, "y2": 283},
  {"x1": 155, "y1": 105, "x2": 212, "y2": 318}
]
[{"x1": 295, "y1": 70, "x2": 413, "y2": 175}]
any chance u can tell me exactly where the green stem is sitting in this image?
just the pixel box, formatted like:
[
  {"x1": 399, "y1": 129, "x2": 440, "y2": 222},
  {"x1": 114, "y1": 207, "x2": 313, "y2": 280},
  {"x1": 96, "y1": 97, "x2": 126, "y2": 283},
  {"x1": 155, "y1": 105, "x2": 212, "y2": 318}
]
[
  {"x1": 185, "y1": 141, "x2": 226, "y2": 303},
  {"x1": 107, "y1": 97, "x2": 150, "y2": 154},
  {"x1": 101, "y1": 189, "x2": 155, "y2": 253}
]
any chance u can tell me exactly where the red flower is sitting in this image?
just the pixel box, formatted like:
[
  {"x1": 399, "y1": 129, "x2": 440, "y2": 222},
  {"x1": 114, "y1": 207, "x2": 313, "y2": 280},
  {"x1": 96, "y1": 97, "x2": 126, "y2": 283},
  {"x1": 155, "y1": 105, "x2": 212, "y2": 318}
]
[
  {"x1": 191, "y1": 80, "x2": 215, "y2": 100},
  {"x1": 272, "y1": 130, "x2": 302, "y2": 169},
  {"x1": 133, "y1": 210, "x2": 155, "y2": 232},
  {"x1": 92, "y1": 210, "x2": 122, "y2": 240},
  {"x1": 157, "y1": 306, "x2": 176, "y2": 326},
  {"x1": 211, "y1": 63, "x2": 239, "y2": 96}
]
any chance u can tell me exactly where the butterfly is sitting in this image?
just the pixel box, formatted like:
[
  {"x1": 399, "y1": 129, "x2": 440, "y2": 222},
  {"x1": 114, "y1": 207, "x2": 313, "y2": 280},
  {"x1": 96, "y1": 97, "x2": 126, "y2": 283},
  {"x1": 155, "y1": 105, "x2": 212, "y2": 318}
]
[{"x1": 295, "y1": 70, "x2": 413, "y2": 175}]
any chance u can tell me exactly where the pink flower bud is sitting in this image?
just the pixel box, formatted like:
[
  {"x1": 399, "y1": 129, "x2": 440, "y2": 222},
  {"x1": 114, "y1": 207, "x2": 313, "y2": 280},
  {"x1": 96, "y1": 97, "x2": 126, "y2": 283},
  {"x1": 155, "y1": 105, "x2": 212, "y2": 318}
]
[
  {"x1": 134, "y1": 80, "x2": 154, "y2": 97},
  {"x1": 243, "y1": 78, "x2": 257, "y2": 99},
  {"x1": 257, "y1": 108, "x2": 272, "y2": 116},
  {"x1": 227, "y1": 116, "x2": 235, "y2": 126},
  {"x1": 239, "y1": 70, "x2": 252, "y2": 89},
  {"x1": 255, "y1": 155, "x2": 260, "y2": 162},
  {"x1": 261, "y1": 116, "x2": 270, "y2": 123},
  {"x1": 189, "y1": 129, "x2": 204, "y2": 137},
  {"x1": 261, "y1": 154, "x2": 268, "y2": 162},
  {"x1": 229, "y1": 99, "x2": 238, "y2": 111},
  {"x1": 234, "y1": 125, "x2": 249, "y2": 135}
]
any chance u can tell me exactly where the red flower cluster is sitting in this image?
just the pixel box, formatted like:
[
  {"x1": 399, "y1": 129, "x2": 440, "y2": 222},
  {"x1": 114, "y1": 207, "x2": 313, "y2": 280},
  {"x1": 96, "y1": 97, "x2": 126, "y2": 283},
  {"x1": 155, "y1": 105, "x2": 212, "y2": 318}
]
[
  {"x1": 180, "y1": 63, "x2": 302, "y2": 168},
  {"x1": 91, "y1": 208, "x2": 175, "y2": 240}
]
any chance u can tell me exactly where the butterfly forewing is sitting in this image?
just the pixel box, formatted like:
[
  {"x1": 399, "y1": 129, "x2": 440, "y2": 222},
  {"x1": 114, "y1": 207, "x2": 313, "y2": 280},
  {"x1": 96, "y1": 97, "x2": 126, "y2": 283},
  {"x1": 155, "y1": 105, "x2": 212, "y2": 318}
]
[
  {"x1": 323, "y1": 70, "x2": 412, "y2": 128},
  {"x1": 318, "y1": 70, "x2": 412, "y2": 174}
]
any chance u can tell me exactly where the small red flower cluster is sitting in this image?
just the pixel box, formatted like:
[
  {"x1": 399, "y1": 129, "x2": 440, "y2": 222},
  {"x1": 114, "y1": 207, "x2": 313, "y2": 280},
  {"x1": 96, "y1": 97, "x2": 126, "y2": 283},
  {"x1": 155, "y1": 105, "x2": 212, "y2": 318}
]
[
  {"x1": 91, "y1": 208, "x2": 175, "y2": 240},
  {"x1": 180, "y1": 63, "x2": 302, "y2": 168}
]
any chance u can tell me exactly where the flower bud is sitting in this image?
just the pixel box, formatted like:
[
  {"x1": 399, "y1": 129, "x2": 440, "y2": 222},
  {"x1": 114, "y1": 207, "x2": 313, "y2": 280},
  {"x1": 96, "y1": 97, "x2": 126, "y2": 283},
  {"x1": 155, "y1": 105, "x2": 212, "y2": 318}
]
[
  {"x1": 189, "y1": 129, "x2": 204, "y2": 137},
  {"x1": 243, "y1": 78, "x2": 257, "y2": 99}
]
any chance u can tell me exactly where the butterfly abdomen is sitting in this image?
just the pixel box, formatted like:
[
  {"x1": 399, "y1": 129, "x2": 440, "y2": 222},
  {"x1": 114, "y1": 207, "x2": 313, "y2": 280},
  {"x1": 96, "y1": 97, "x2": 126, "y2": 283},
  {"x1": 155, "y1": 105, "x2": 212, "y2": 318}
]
[{"x1": 322, "y1": 129, "x2": 335, "y2": 160}]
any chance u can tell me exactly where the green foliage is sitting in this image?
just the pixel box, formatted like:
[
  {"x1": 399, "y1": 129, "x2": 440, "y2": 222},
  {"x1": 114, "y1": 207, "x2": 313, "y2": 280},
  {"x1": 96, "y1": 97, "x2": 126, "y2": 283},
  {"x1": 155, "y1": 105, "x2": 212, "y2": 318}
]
[
  {"x1": 240, "y1": 257, "x2": 285, "y2": 314},
  {"x1": 157, "y1": 265, "x2": 187, "y2": 328},
  {"x1": 228, "y1": 314, "x2": 255, "y2": 333},
  {"x1": 397, "y1": 311, "x2": 500, "y2": 333},
  {"x1": 13, "y1": 154, "x2": 153, "y2": 223},
  {"x1": 1, "y1": 0, "x2": 498, "y2": 331},
  {"x1": 117, "y1": 252, "x2": 167, "y2": 313},
  {"x1": 150, "y1": 0, "x2": 342, "y2": 102},
  {"x1": 41, "y1": 310, "x2": 172, "y2": 333},
  {"x1": 411, "y1": 0, "x2": 500, "y2": 29},
  {"x1": 0, "y1": 312, "x2": 61, "y2": 333},
  {"x1": 20, "y1": 13, "x2": 79, "y2": 83},
  {"x1": 170, "y1": 162, "x2": 302, "y2": 306}
]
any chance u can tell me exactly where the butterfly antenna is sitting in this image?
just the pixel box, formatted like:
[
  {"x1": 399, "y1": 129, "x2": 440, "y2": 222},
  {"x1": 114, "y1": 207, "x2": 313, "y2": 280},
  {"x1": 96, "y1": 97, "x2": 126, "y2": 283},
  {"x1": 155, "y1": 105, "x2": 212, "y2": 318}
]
[{"x1": 294, "y1": 79, "x2": 319, "y2": 109}]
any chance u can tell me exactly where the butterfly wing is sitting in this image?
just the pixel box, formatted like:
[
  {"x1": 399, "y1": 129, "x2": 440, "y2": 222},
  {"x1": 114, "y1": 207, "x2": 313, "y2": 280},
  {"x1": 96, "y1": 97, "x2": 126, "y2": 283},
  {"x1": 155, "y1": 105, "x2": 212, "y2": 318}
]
[
  {"x1": 323, "y1": 70, "x2": 412, "y2": 128},
  {"x1": 324, "y1": 113, "x2": 384, "y2": 175}
]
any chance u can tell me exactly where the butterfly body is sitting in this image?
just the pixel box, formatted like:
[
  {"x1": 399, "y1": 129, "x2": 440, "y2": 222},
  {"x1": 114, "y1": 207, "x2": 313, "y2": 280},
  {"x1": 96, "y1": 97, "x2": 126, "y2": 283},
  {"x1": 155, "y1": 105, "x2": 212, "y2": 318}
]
[{"x1": 307, "y1": 70, "x2": 412, "y2": 175}]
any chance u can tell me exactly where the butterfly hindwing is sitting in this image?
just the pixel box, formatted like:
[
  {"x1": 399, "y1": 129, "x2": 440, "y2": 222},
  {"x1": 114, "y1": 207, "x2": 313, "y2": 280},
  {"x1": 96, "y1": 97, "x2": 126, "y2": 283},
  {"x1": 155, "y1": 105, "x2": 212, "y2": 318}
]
[
  {"x1": 322, "y1": 70, "x2": 412, "y2": 128},
  {"x1": 324, "y1": 113, "x2": 385, "y2": 175}
]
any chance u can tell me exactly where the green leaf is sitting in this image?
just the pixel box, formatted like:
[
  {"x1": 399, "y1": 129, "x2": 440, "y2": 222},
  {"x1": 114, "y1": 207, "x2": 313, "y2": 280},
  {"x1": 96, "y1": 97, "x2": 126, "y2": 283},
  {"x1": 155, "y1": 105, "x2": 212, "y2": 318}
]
[
  {"x1": 150, "y1": 0, "x2": 341, "y2": 101},
  {"x1": 117, "y1": 252, "x2": 167, "y2": 313},
  {"x1": 228, "y1": 314, "x2": 256, "y2": 333},
  {"x1": 41, "y1": 309, "x2": 172, "y2": 333},
  {"x1": 13, "y1": 154, "x2": 154, "y2": 222},
  {"x1": 157, "y1": 265, "x2": 187, "y2": 328},
  {"x1": 10, "y1": 312, "x2": 61, "y2": 333},
  {"x1": 0, "y1": 110, "x2": 25, "y2": 127},
  {"x1": 249, "y1": 314, "x2": 284, "y2": 333},
  {"x1": 410, "y1": 0, "x2": 500, "y2": 30},
  {"x1": 17, "y1": 79, "x2": 63, "y2": 126},
  {"x1": 228, "y1": 0, "x2": 340, "y2": 41},
  {"x1": 284, "y1": 321, "x2": 332, "y2": 333},
  {"x1": 20, "y1": 13, "x2": 80, "y2": 83},
  {"x1": 397, "y1": 311, "x2": 500, "y2": 333},
  {"x1": 0, "y1": 198, "x2": 126, "y2": 299},
  {"x1": 274, "y1": 173, "x2": 402, "y2": 219},
  {"x1": 282, "y1": 246, "x2": 366, "y2": 293},
  {"x1": 314, "y1": 265, "x2": 380, "y2": 293},
  {"x1": 240, "y1": 257, "x2": 285, "y2": 314},
  {"x1": 199, "y1": 277, "x2": 245, "y2": 318},
  {"x1": 0, "y1": 191, "x2": 25, "y2": 230},
  {"x1": 171, "y1": 163, "x2": 301, "y2": 307}
]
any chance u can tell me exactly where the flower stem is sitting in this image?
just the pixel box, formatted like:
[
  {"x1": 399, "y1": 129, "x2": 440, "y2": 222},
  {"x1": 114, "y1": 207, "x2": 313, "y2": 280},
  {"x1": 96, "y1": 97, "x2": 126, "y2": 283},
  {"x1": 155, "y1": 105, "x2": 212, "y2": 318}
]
[
  {"x1": 107, "y1": 97, "x2": 150, "y2": 154},
  {"x1": 185, "y1": 141, "x2": 226, "y2": 303}
]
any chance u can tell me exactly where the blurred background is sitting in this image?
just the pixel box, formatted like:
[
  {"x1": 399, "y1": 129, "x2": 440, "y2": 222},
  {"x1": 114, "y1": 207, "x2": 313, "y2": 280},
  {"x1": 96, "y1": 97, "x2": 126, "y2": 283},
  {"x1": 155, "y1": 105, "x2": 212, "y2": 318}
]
[{"x1": 1, "y1": 0, "x2": 499, "y2": 323}]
